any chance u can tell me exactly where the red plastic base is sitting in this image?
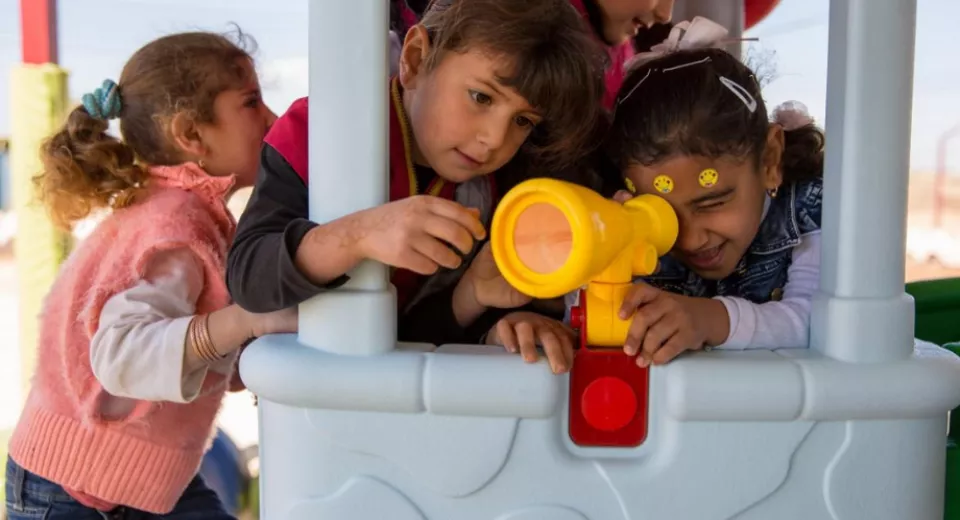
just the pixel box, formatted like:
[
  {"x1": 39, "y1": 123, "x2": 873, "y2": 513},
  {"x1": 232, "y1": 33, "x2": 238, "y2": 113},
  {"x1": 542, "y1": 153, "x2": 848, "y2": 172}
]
[
  {"x1": 569, "y1": 348, "x2": 649, "y2": 447},
  {"x1": 568, "y1": 290, "x2": 649, "y2": 448}
]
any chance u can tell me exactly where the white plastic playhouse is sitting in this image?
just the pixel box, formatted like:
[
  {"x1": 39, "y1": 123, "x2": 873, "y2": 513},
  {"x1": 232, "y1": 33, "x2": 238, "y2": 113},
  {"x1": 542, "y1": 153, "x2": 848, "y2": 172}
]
[{"x1": 239, "y1": 0, "x2": 960, "y2": 518}]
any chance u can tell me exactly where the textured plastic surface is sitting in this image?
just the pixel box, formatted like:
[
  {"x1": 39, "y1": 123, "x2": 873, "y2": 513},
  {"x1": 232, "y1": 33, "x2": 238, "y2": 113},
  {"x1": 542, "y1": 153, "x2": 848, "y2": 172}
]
[{"x1": 241, "y1": 337, "x2": 960, "y2": 520}]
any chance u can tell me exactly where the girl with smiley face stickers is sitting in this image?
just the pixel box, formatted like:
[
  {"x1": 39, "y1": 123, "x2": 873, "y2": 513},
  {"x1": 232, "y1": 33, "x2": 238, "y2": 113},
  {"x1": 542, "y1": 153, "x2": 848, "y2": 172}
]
[
  {"x1": 489, "y1": 47, "x2": 826, "y2": 373},
  {"x1": 601, "y1": 48, "x2": 825, "y2": 367}
]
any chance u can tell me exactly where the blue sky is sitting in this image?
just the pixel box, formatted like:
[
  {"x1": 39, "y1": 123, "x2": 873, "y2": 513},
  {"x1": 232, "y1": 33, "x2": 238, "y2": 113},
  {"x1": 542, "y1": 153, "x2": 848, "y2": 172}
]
[{"x1": 0, "y1": 0, "x2": 957, "y2": 171}]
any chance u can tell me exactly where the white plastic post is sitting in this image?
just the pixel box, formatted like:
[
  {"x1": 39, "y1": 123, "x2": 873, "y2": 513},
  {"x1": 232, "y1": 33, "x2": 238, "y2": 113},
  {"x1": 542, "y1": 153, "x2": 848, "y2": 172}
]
[
  {"x1": 298, "y1": 2, "x2": 396, "y2": 355},
  {"x1": 810, "y1": 0, "x2": 917, "y2": 362},
  {"x1": 675, "y1": 0, "x2": 744, "y2": 57}
]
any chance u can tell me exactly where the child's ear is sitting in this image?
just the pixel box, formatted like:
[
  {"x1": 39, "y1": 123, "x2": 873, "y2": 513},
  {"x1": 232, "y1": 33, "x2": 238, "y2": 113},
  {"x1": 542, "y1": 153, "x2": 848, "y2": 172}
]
[
  {"x1": 169, "y1": 112, "x2": 207, "y2": 162},
  {"x1": 762, "y1": 124, "x2": 785, "y2": 190},
  {"x1": 399, "y1": 24, "x2": 431, "y2": 89}
]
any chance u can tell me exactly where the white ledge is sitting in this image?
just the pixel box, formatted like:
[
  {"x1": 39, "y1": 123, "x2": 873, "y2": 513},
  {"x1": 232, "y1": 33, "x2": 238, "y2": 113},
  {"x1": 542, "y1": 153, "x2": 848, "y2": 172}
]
[
  {"x1": 661, "y1": 345, "x2": 960, "y2": 421},
  {"x1": 239, "y1": 335, "x2": 561, "y2": 419},
  {"x1": 240, "y1": 336, "x2": 960, "y2": 422}
]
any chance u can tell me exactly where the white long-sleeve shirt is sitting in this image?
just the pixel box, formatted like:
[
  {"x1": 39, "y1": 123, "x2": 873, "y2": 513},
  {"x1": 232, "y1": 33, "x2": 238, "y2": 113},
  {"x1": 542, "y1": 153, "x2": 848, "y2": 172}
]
[
  {"x1": 89, "y1": 248, "x2": 236, "y2": 404},
  {"x1": 562, "y1": 231, "x2": 821, "y2": 350},
  {"x1": 714, "y1": 231, "x2": 820, "y2": 349}
]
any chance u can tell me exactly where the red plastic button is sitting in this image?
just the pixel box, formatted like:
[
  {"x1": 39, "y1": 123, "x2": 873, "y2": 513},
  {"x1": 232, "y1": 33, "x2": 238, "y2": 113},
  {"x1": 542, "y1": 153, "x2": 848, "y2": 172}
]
[{"x1": 580, "y1": 376, "x2": 637, "y2": 432}]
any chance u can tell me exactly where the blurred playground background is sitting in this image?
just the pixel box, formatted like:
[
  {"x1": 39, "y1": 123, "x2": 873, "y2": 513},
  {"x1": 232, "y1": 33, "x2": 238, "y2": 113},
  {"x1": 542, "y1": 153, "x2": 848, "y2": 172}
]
[{"x1": 0, "y1": 0, "x2": 958, "y2": 517}]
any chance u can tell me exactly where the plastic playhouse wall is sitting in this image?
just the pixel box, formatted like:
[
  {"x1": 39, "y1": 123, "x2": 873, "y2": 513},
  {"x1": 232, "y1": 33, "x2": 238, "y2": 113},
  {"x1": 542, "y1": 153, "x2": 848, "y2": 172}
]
[
  {"x1": 238, "y1": 260, "x2": 960, "y2": 520},
  {"x1": 241, "y1": 322, "x2": 960, "y2": 520}
]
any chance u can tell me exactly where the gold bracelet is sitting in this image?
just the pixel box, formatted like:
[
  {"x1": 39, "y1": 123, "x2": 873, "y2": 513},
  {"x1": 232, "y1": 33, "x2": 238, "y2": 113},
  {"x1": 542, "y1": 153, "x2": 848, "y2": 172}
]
[
  {"x1": 189, "y1": 316, "x2": 209, "y2": 362},
  {"x1": 188, "y1": 317, "x2": 201, "y2": 361},
  {"x1": 198, "y1": 314, "x2": 226, "y2": 361},
  {"x1": 190, "y1": 314, "x2": 223, "y2": 363}
]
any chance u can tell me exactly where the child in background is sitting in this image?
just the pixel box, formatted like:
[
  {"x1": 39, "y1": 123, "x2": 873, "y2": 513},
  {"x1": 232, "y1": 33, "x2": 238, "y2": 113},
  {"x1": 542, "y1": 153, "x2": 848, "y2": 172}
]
[
  {"x1": 5, "y1": 32, "x2": 295, "y2": 519},
  {"x1": 389, "y1": 0, "x2": 426, "y2": 76},
  {"x1": 227, "y1": 0, "x2": 607, "y2": 346},
  {"x1": 572, "y1": 0, "x2": 675, "y2": 107},
  {"x1": 389, "y1": 0, "x2": 675, "y2": 109},
  {"x1": 489, "y1": 46, "x2": 825, "y2": 371}
]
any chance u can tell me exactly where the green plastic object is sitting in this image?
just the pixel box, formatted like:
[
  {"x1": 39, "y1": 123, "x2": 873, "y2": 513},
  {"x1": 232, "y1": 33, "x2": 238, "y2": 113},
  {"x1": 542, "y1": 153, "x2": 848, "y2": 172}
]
[
  {"x1": 907, "y1": 278, "x2": 960, "y2": 346},
  {"x1": 943, "y1": 341, "x2": 960, "y2": 520},
  {"x1": 906, "y1": 278, "x2": 960, "y2": 520}
]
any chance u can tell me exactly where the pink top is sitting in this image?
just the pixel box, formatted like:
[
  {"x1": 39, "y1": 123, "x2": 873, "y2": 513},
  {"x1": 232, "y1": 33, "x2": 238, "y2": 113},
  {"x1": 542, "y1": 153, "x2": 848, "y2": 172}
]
[
  {"x1": 567, "y1": 0, "x2": 635, "y2": 109},
  {"x1": 8, "y1": 163, "x2": 237, "y2": 514}
]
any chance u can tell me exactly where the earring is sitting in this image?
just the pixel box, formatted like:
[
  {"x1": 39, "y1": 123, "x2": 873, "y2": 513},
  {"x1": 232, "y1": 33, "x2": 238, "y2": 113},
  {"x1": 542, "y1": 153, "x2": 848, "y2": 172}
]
[
  {"x1": 198, "y1": 159, "x2": 205, "y2": 169},
  {"x1": 768, "y1": 186, "x2": 779, "y2": 198}
]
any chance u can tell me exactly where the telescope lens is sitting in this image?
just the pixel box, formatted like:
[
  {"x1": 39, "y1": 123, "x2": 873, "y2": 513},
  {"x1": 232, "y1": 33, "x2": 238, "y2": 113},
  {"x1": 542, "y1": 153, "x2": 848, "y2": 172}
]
[{"x1": 513, "y1": 203, "x2": 572, "y2": 274}]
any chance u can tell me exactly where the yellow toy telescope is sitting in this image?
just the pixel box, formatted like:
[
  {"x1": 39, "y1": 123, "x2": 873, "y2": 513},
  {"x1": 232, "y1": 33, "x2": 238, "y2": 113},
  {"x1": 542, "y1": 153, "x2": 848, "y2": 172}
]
[{"x1": 490, "y1": 179, "x2": 679, "y2": 347}]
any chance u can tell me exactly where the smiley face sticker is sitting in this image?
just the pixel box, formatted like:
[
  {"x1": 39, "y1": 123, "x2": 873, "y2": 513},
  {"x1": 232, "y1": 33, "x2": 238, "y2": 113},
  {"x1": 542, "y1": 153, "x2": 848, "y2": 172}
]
[
  {"x1": 698, "y1": 168, "x2": 719, "y2": 188},
  {"x1": 653, "y1": 175, "x2": 674, "y2": 194}
]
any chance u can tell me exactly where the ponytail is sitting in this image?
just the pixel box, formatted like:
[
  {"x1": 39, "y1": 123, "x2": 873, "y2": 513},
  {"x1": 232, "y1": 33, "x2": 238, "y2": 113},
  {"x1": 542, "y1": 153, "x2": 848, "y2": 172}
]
[
  {"x1": 35, "y1": 105, "x2": 148, "y2": 230},
  {"x1": 772, "y1": 101, "x2": 825, "y2": 183},
  {"x1": 780, "y1": 124, "x2": 825, "y2": 183}
]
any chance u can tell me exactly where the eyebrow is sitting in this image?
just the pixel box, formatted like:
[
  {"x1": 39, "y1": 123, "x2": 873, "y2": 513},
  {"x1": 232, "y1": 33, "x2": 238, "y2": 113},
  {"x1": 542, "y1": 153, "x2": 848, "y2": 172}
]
[
  {"x1": 479, "y1": 77, "x2": 541, "y2": 117},
  {"x1": 689, "y1": 187, "x2": 735, "y2": 205},
  {"x1": 478, "y1": 78, "x2": 507, "y2": 99}
]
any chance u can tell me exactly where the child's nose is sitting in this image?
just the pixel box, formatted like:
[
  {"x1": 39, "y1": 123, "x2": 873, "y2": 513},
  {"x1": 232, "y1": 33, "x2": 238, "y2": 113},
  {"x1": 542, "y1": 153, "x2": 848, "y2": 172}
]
[
  {"x1": 477, "y1": 116, "x2": 509, "y2": 151},
  {"x1": 264, "y1": 106, "x2": 278, "y2": 128},
  {"x1": 677, "y1": 224, "x2": 709, "y2": 253}
]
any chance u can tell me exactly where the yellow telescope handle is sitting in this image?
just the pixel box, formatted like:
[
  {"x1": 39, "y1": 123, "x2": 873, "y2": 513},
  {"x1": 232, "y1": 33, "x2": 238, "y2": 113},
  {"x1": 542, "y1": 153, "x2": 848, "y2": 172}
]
[{"x1": 490, "y1": 178, "x2": 679, "y2": 299}]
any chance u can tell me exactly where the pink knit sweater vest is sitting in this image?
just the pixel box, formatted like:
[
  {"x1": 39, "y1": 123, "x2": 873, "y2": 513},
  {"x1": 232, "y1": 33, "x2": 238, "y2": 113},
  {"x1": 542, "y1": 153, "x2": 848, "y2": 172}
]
[{"x1": 8, "y1": 163, "x2": 237, "y2": 514}]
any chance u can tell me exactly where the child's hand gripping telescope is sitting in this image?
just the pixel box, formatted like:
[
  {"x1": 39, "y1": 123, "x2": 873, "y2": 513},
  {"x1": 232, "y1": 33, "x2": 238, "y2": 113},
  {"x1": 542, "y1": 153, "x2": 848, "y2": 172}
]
[{"x1": 490, "y1": 178, "x2": 678, "y2": 447}]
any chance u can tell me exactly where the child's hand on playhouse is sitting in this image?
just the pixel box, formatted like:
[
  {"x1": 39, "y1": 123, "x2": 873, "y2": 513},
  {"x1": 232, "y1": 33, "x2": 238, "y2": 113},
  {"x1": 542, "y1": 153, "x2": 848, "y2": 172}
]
[
  {"x1": 486, "y1": 312, "x2": 575, "y2": 374},
  {"x1": 464, "y1": 242, "x2": 532, "y2": 309},
  {"x1": 248, "y1": 305, "x2": 299, "y2": 338},
  {"x1": 356, "y1": 196, "x2": 486, "y2": 275},
  {"x1": 619, "y1": 282, "x2": 721, "y2": 367}
]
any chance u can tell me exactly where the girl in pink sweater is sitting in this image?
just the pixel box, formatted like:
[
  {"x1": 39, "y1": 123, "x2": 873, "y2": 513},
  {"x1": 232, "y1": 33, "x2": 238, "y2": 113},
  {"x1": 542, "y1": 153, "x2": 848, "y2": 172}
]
[{"x1": 5, "y1": 31, "x2": 295, "y2": 519}]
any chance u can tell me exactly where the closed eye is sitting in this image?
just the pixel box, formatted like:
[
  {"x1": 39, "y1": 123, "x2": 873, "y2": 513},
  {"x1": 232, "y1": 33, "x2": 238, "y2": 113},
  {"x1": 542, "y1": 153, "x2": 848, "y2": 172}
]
[
  {"x1": 696, "y1": 201, "x2": 726, "y2": 212},
  {"x1": 689, "y1": 187, "x2": 736, "y2": 210}
]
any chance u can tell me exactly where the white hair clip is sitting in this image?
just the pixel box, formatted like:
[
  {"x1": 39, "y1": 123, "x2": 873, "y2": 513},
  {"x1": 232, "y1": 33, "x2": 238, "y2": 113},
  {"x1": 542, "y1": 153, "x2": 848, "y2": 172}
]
[{"x1": 718, "y1": 76, "x2": 758, "y2": 113}]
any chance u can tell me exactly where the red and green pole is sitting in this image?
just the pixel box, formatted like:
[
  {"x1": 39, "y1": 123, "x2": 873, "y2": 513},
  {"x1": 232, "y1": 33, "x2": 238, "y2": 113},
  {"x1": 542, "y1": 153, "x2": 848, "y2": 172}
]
[{"x1": 11, "y1": 0, "x2": 70, "y2": 396}]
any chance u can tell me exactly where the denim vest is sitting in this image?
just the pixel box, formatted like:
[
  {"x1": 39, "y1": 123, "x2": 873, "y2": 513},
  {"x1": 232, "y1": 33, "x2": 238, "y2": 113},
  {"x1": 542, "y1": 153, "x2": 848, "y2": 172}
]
[{"x1": 644, "y1": 178, "x2": 822, "y2": 304}]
